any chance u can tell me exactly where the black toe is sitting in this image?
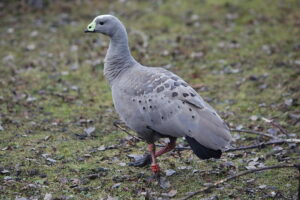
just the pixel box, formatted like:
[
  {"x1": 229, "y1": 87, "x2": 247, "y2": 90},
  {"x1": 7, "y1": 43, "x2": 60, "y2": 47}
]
[{"x1": 128, "y1": 154, "x2": 152, "y2": 167}]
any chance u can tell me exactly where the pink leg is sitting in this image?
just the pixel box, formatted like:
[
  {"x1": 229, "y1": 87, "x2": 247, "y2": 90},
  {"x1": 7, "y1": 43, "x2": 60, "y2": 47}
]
[
  {"x1": 148, "y1": 144, "x2": 160, "y2": 174},
  {"x1": 155, "y1": 138, "x2": 176, "y2": 157},
  {"x1": 148, "y1": 138, "x2": 177, "y2": 174}
]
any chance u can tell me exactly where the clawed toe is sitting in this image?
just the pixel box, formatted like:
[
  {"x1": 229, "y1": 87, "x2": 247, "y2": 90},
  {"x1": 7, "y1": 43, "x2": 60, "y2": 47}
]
[{"x1": 128, "y1": 154, "x2": 152, "y2": 167}]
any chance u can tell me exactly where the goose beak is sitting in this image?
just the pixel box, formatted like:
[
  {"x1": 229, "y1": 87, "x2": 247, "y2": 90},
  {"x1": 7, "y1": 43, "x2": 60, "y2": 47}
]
[
  {"x1": 85, "y1": 21, "x2": 96, "y2": 33},
  {"x1": 84, "y1": 29, "x2": 92, "y2": 33}
]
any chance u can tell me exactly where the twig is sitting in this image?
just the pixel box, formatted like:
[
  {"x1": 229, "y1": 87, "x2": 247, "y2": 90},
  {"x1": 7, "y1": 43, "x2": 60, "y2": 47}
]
[
  {"x1": 113, "y1": 121, "x2": 142, "y2": 141},
  {"x1": 178, "y1": 163, "x2": 300, "y2": 200},
  {"x1": 261, "y1": 117, "x2": 289, "y2": 136},
  {"x1": 271, "y1": 121, "x2": 289, "y2": 135},
  {"x1": 225, "y1": 139, "x2": 300, "y2": 152},
  {"x1": 231, "y1": 128, "x2": 278, "y2": 139},
  {"x1": 157, "y1": 139, "x2": 300, "y2": 152}
]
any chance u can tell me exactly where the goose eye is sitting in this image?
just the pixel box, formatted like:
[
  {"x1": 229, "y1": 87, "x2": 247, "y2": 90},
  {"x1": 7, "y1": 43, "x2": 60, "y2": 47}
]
[{"x1": 99, "y1": 22, "x2": 104, "y2": 25}]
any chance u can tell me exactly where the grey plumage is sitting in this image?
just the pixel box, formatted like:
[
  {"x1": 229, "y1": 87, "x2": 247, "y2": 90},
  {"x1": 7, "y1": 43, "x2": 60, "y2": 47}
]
[{"x1": 86, "y1": 15, "x2": 232, "y2": 154}]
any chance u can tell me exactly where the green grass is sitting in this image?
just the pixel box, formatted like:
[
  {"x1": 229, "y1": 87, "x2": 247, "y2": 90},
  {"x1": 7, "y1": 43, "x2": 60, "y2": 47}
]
[{"x1": 0, "y1": 0, "x2": 299, "y2": 199}]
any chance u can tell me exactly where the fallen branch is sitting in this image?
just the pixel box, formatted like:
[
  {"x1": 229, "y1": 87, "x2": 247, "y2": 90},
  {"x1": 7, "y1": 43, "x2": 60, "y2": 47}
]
[
  {"x1": 231, "y1": 128, "x2": 278, "y2": 139},
  {"x1": 262, "y1": 117, "x2": 289, "y2": 136},
  {"x1": 158, "y1": 139, "x2": 300, "y2": 153},
  {"x1": 178, "y1": 163, "x2": 300, "y2": 200},
  {"x1": 225, "y1": 138, "x2": 300, "y2": 152}
]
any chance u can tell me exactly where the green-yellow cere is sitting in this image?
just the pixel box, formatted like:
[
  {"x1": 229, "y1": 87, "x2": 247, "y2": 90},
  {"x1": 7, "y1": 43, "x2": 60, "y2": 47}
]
[{"x1": 87, "y1": 19, "x2": 96, "y2": 31}]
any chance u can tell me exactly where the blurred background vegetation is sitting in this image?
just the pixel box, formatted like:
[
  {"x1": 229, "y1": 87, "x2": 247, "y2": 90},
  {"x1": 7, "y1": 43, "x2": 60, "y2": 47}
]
[{"x1": 0, "y1": 0, "x2": 299, "y2": 199}]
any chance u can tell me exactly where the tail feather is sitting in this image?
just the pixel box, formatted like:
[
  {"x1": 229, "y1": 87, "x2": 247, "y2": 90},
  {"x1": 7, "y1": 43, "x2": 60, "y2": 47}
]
[{"x1": 185, "y1": 136, "x2": 222, "y2": 159}]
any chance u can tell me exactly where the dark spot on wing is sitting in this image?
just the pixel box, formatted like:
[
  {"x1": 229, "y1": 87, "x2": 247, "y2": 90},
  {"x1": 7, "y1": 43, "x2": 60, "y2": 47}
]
[
  {"x1": 164, "y1": 83, "x2": 170, "y2": 88},
  {"x1": 149, "y1": 105, "x2": 152, "y2": 109},
  {"x1": 172, "y1": 92, "x2": 178, "y2": 97},
  {"x1": 149, "y1": 99, "x2": 152, "y2": 102},
  {"x1": 181, "y1": 82, "x2": 188, "y2": 87},
  {"x1": 189, "y1": 108, "x2": 192, "y2": 111},
  {"x1": 153, "y1": 79, "x2": 162, "y2": 87},
  {"x1": 174, "y1": 82, "x2": 180, "y2": 86},
  {"x1": 192, "y1": 115, "x2": 195, "y2": 119},
  {"x1": 183, "y1": 93, "x2": 189, "y2": 97},
  {"x1": 138, "y1": 100, "x2": 142, "y2": 103},
  {"x1": 133, "y1": 99, "x2": 135, "y2": 102},
  {"x1": 190, "y1": 93, "x2": 196, "y2": 97},
  {"x1": 161, "y1": 116, "x2": 164, "y2": 120},
  {"x1": 171, "y1": 77, "x2": 178, "y2": 81},
  {"x1": 157, "y1": 86, "x2": 164, "y2": 93},
  {"x1": 143, "y1": 107, "x2": 146, "y2": 110}
]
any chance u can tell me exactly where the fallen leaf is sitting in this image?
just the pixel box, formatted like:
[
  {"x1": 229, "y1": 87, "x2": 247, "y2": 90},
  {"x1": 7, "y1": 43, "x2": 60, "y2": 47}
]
[
  {"x1": 112, "y1": 183, "x2": 121, "y2": 189},
  {"x1": 84, "y1": 127, "x2": 95, "y2": 136},
  {"x1": 4, "y1": 176, "x2": 13, "y2": 181},
  {"x1": 46, "y1": 158, "x2": 57, "y2": 163},
  {"x1": 165, "y1": 169, "x2": 176, "y2": 176},
  {"x1": 97, "y1": 145, "x2": 106, "y2": 151},
  {"x1": 26, "y1": 96, "x2": 37, "y2": 102},
  {"x1": 44, "y1": 193, "x2": 52, "y2": 200},
  {"x1": 258, "y1": 185, "x2": 267, "y2": 189},
  {"x1": 44, "y1": 136, "x2": 51, "y2": 141},
  {"x1": 178, "y1": 166, "x2": 192, "y2": 170},
  {"x1": 26, "y1": 44, "x2": 36, "y2": 51},
  {"x1": 1, "y1": 169, "x2": 10, "y2": 174},
  {"x1": 162, "y1": 189, "x2": 177, "y2": 197},
  {"x1": 159, "y1": 177, "x2": 170, "y2": 189},
  {"x1": 15, "y1": 197, "x2": 28, "y2": 200},
  {"x1": 107, "y1": 196, "x2": 118, "y2": 200},
  {"x1": 250, "y1": 115, "x2": 259, "y2": 121},
  {"x1": 284, "y1": 99, "x2": 294, "y2": 107}
]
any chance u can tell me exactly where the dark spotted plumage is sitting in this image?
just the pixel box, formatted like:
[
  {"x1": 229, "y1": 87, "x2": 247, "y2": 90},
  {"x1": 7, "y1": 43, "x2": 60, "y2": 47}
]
[
  {"x1": 156, "y1": 86, "x2": 164, "y2": 93},
  {"x1": 183, "y1": 93, "x2": 189, "y2": 97},
  {"x1": 112, "y1": 65, "x2": 232, "y2": 150}
]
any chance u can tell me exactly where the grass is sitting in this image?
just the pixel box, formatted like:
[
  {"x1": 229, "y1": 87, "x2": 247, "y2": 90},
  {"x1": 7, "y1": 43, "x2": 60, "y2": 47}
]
[{"x1": 0, "y1": 0, "x2": 299, "y2": 199}]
